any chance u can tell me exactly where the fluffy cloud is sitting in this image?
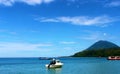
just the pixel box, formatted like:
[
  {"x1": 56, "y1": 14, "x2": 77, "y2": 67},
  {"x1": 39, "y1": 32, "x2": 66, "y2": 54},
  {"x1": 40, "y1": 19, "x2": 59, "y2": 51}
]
[
  {"x1": 19, "y1": 0, "x2": 54, "y2": 5},
  {"x1": 38, "y1": 15, "x2": 117, "y2": 26},
  {"x1": 106, "y1": 1, "x2": 120, "y2": 7},
  {"x1": 0, "y1": 0, "x2": 54, "y2": 6},
  {"x1": 0, "y1": 0, "x2": 15, "y2": 6},
  {"x1": 19, "y1": 0, "x2": 43, "y2": 5}
]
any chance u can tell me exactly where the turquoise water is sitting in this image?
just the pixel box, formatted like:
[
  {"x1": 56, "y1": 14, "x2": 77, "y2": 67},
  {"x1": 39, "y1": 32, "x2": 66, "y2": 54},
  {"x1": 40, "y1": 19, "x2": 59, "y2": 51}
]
[{"x1": 0, "y1": 57, "x2": 120, "y2": 74}]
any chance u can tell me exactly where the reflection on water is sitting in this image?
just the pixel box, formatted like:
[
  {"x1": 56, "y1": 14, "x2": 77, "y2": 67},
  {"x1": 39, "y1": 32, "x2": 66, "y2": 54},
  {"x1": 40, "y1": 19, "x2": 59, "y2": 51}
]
[{"x1": 46, "y1": 68, "x2": 62, "y2": 74}]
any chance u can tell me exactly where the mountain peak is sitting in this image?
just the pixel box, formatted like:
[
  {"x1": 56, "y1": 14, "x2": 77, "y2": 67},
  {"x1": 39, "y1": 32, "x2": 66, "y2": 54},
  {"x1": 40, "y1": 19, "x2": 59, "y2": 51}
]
[
  {"x1": 87, "y1": 40, "x2": 119, "y2": 50},
  {"x1": 72, "y1": 40, "x2": 120, "y2": 57}
]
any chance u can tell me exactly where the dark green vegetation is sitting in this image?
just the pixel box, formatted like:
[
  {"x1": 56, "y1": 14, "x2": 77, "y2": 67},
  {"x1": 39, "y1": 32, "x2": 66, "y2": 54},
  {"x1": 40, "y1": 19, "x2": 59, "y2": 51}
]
[
  {"x1": 72, "y1": 40, "x2": 120, "y2": 57},
  {"x1": 86, "y1": 40, "x2": 119, "y2": 50}
]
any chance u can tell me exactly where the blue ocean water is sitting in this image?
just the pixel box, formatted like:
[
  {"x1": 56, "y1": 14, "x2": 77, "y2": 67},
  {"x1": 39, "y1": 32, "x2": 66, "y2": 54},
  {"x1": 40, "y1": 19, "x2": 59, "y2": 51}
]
[{"x1": 0, "y1": 57, "x2": 120, "y2": 74}]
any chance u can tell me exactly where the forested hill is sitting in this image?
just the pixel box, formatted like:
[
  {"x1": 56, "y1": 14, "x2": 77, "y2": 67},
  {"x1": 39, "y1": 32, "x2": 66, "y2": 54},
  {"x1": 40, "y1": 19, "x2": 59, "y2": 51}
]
[
  {"x1": 87, "y1": 40, "x2": 119, "y2": 50},
  {"x1": 72, "y1": 40, "x2": 120, "y2": 57}
]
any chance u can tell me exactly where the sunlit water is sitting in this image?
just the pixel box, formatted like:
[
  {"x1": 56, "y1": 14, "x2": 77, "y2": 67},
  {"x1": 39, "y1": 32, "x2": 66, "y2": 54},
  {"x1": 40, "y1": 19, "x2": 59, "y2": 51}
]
[{"x1": 0, "y1": 57, "x2": 120, "y2": 74}]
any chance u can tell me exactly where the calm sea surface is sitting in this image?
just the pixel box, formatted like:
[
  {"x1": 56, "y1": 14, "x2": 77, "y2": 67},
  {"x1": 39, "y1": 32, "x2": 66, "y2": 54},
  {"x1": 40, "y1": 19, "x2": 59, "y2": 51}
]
[{"x1": 0, "y1": 57, "x2": 120, "y2": 74}]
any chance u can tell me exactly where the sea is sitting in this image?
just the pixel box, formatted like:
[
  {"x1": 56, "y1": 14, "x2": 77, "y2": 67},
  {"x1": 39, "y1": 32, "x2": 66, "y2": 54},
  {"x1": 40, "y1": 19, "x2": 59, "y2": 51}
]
[{"x1": 0, "y1": 57, "x2": 120, "y2": 74}]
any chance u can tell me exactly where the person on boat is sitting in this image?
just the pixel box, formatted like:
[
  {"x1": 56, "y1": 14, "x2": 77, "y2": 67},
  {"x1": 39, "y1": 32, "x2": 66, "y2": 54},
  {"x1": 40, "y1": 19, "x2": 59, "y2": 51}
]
[{"x1": 48, "y1": 58, "x2": 56, "y2": 68}]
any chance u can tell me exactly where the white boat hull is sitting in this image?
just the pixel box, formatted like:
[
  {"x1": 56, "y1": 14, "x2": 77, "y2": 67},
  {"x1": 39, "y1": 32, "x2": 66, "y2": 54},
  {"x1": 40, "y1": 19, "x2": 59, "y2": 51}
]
[{"x1": 45, "y1": 63, "x2": 63, "y2": 68}]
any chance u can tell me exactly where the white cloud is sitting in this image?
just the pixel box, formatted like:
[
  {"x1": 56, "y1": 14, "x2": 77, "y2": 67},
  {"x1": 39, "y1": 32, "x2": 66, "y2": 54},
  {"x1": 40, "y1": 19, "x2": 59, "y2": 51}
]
[
  {"x1": 106, "y1": 1, "x2": 120, "y2": 7},
  {"x1": 0, "y1": 0, "x2": 14, "y2": 6},
  {"x1": 0, "y1": 0, "x2": 54, "y2": 6},
  {"x1": 60, "y1": 41, "x2": 76, "y2": 44},
  {"x1": 36, "y1": 18, "x2": 59, "y2": 22},
  {"x1": 38, "y1": 15, "x2": 117, "y2": 26},
  {"x1": 20, "y1": 0, "x2": 43, "y2": 5},
  {"x1": 0, "y1": 42, "x2": 53, "y2": 51},
  {"x1": 0, "y1": 42, "x2": 54, "y2": 57}
]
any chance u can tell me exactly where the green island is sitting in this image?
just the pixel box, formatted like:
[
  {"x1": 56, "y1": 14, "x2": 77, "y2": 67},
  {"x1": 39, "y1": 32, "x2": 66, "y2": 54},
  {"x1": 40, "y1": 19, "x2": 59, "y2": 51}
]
[{"x1": 72, "y1": 40, "x2": 120, "y2": 57}]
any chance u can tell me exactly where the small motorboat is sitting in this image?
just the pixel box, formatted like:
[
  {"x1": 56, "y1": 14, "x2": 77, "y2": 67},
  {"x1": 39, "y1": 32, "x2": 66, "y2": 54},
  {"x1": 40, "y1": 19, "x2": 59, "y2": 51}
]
[
  {"x1": 107, "y1": 56, "x2": 120, "y2": 60},
  {"x1": 45, "y1": 60, "x2": 63, "y2": 69}
]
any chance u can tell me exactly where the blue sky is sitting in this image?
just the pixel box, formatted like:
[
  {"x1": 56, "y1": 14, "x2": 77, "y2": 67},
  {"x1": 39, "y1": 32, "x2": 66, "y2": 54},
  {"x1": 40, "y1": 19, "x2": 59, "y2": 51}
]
[{"x1": 0, "y1": 0, "x2": 120, "y2": 57}]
